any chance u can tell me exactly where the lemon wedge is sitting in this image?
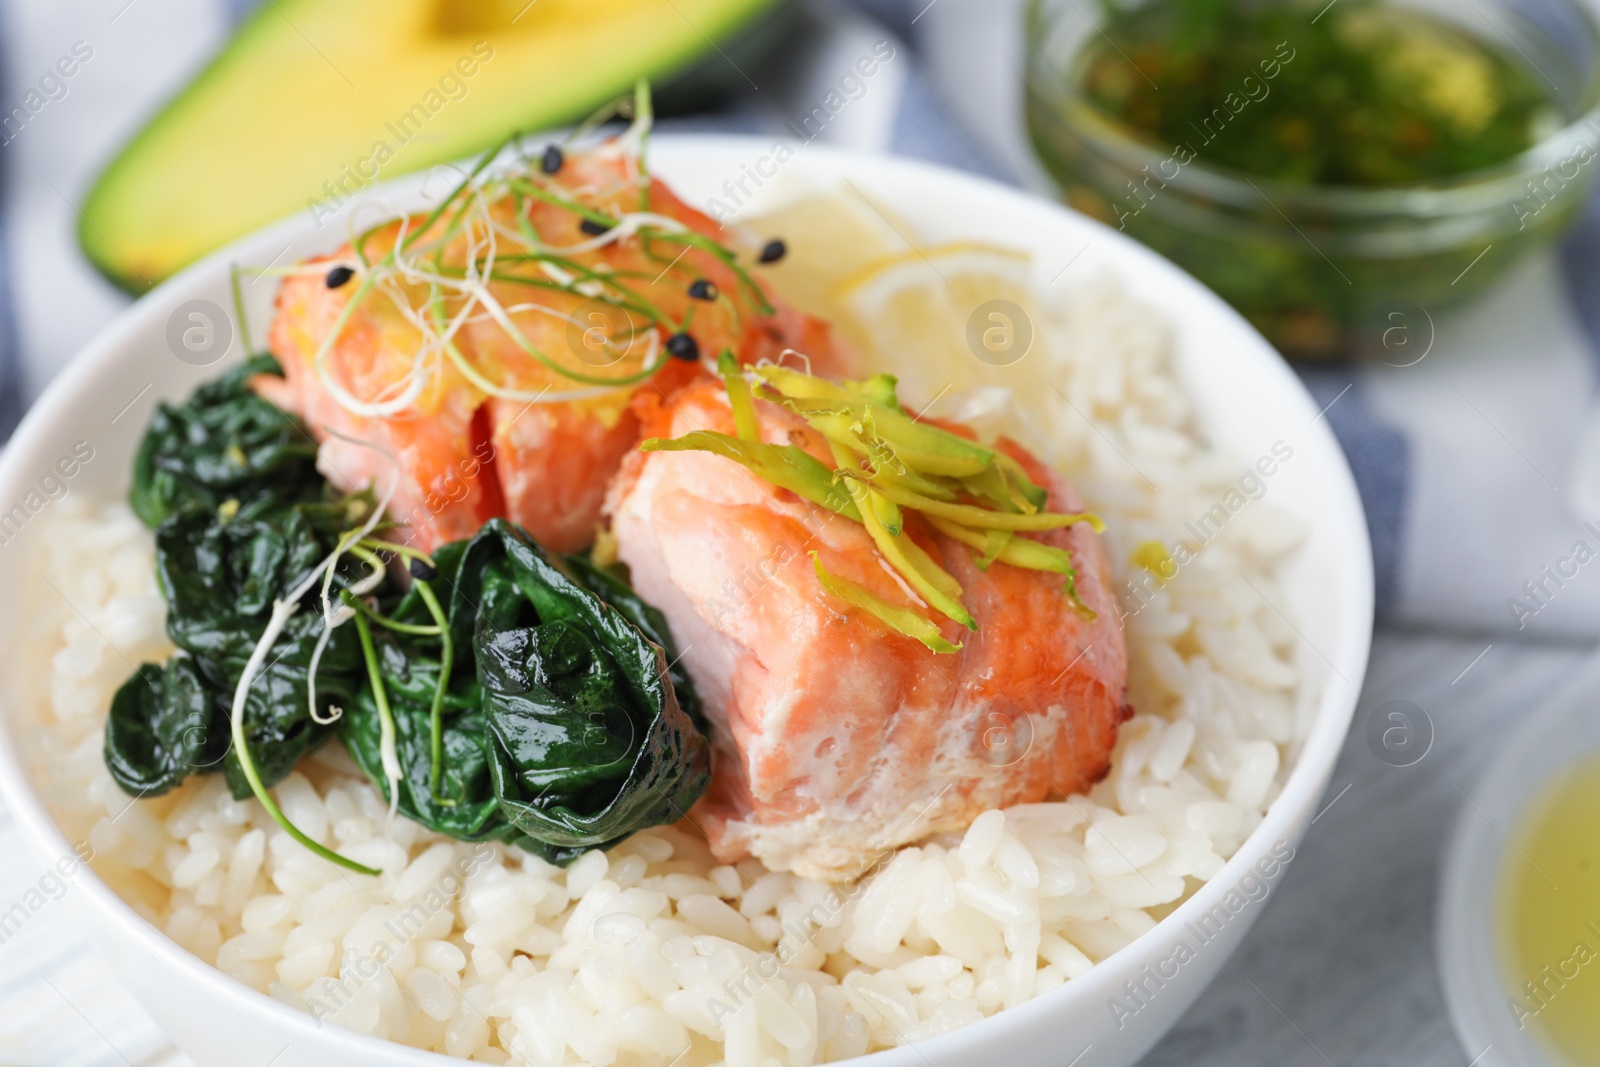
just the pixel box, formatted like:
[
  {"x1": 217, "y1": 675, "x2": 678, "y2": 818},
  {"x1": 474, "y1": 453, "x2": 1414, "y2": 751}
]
[
  {"x1": 745, "y1": 193, "x2": 1054, "y2": 417},
  {"x1": 834, "y1": 242, "x2": 1040, "y2": 409},
  {"x1": 741, "y1": 188, "x2": 911, "y2": 322}
]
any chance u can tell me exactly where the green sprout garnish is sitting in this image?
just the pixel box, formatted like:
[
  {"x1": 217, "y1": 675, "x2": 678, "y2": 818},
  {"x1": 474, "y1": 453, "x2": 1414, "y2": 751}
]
[
  {"x1": 641, "y1": 363, "x2": 1104, "y2": 652},
  {"x1": 265, "y1": 81, "x2": 779, "y2": 421}
]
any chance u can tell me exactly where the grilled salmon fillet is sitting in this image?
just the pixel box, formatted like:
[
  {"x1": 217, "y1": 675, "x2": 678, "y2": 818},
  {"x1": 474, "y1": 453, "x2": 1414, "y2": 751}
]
[
  {"x1": 607, "y1": 380, "x2": 1130, "y2": 881},
  {"x1": 264, "y1": 141, "x2": 855, "y2": 554}
]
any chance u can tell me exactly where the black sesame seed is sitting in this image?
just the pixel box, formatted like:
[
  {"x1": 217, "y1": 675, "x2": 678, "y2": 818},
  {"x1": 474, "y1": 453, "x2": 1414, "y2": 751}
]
[
  {"x1": 758, "y1": 239, "x2": 787, "y2": 264},
  {"x1": 325, "y1": 265, "x2": 354, "y2": 289},
  {"x1": 409, "y1": 558, "x2": 438, "y2": 582},
  {"x1": 580, "y1": 218, "x2": 613, "y2": 237},
  {"x1": 666, "y1": 332, "x2": 700, "y2": 361},
  {"x1": 541, "y1": 144, "x2": 564, "y2": 175},
  {"x1": 688, "y1": 279, "x2": 718, "y2": 301}
]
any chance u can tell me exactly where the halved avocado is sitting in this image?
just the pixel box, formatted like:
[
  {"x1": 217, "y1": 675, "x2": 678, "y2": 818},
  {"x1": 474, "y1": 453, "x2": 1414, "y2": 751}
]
[{"x1": 80, "y1": 0, "x2": 785, "y2": 292}]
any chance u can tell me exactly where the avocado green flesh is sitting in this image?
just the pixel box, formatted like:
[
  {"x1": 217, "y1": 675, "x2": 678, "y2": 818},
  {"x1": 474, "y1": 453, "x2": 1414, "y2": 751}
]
[{"x1": 80, "y1": 0, "x2": 780, "y2": 292}]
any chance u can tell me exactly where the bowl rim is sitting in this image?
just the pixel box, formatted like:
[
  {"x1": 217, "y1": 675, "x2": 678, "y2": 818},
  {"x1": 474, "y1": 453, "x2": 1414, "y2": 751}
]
[
  {"x1": 0, "y1": 134, "x2": 1374, "y2": 1066},
  {"x1": 1023, "y1": 0, "x2": 1600, "y2": 219}
]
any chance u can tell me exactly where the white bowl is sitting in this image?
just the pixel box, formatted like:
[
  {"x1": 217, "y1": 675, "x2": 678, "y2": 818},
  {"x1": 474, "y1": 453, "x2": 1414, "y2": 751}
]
[{"x1": 0, "y1": 138, "x2": 1373, "y2": 1067}]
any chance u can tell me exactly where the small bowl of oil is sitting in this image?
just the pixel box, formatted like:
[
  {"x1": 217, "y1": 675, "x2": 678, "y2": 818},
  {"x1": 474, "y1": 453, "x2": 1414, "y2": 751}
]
[{"x1": 1439, "y1": 651, "x2": 1600, "y2": 1066}]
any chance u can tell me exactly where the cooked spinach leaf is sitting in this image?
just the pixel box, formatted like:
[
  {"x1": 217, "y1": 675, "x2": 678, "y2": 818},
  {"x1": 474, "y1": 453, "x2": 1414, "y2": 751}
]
[
  {"x1": 130, "y1": 354, "x2": 320, "y2": 528},
  {"x1": 336, "y1": 528, "x2": 711, "y2": 863},
  {"x1": 561, "y1": 552, "x2": 706, "y2": 736},
  {"x1": 139, "y1": 504, "x2": 364, "y2": 799},
  {"x1": 109, "y1": 363, "x2": 711, "y2": 870},
  {"x1": 338, "y1": 541, "x2": 518, "y2": 844},
  {"x1": 155, "y1": 506, "x2": 356, "y2": 678},
  {"x1": 339, "y1": 644, "x2": 516, "y2": 842},
  {"x1": 453, "y1": 520, "x2": 712, "y2": 858},
  {"x1": 104, "y1": 655, "x2": 228, "y2": 797},
  {"x1": 112, "y1": 355, "x2": 357, "y2": 799}
]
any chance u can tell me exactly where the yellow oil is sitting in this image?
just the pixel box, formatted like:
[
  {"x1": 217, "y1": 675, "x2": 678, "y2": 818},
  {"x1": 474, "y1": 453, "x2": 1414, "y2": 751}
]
[{"x1": 1498, "y1": 754, "x2": 1600, "y2": 1063}]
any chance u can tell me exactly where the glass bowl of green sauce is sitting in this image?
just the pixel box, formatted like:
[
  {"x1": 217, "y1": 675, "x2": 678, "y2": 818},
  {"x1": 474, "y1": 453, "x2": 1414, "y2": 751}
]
[{"x1": 1025, "y1": 0, "x2": 1600, "y2": 358}]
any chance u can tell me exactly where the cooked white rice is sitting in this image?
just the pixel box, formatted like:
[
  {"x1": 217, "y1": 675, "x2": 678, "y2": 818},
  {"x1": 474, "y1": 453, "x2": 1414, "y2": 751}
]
[{"x1": 22, "y1": 273, "x2": 1311, "y2": 1066}]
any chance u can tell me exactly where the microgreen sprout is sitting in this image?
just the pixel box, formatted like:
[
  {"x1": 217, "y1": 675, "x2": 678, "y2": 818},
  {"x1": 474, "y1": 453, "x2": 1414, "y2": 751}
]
[
  {"x1": 350, "y1": 609, "x2": 402, "y2": 823},
  {"x1": 228, "y1": 441, "x2": 397, "y2": 876},
  {"x1": 288, "y1": 81, "x2": 772, "y2": 422},
  {"x1": 412, "y1": 579, "x2": 453, "y2": 800}
]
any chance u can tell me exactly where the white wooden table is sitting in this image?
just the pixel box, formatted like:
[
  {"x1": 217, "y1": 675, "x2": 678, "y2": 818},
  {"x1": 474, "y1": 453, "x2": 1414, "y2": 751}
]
[{"x1": 3, "y1": 627, "x2": 1586, "y2": 1066}]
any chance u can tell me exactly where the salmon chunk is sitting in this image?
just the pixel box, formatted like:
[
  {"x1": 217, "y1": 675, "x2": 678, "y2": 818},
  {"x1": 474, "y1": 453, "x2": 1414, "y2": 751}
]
[
  {"x1": 607, "y1": 380, "x2": 1130, "y2": 881},
  {"x1": 265, "y1": 141, "x2": 855, "y2": 553}
]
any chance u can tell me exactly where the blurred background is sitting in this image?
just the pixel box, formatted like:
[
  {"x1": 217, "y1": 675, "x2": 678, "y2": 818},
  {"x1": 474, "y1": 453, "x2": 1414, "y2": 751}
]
[{"x1": 2, "y1": 0, "x2": 1599, "y2": 1063}]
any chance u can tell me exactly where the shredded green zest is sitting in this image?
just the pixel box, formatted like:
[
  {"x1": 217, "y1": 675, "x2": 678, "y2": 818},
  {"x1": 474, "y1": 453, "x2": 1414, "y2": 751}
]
[
  {"x1": 639, "y1": 432, "x2": 861, "y2": 521},
  {"x1": 811, "y1": 553, "x2": 961, "y2": 655},
  {"x1": 834, "y1": 442, "x2": 974, "y2": 632},
  {"x1": 866, "y1": 483, "x2": 1104, "y2": 532},
  {"x1": 647, "y1": 364, "x2": 1106, "y2": 651},
  {"x1": 928, "y1": 516, "x2": 1097, "y2": 620},
  {"x1": 717, "y1": 349, "x2": 760, "y2": 441}
]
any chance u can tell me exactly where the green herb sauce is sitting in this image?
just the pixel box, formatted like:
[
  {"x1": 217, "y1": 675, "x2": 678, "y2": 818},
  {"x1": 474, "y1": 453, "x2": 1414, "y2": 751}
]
[{"x1": 1080, "y1": 0, "x2": 1561, "y2": 186}]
